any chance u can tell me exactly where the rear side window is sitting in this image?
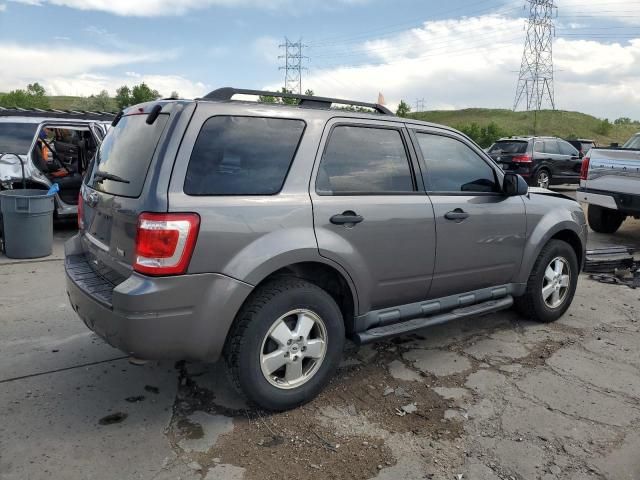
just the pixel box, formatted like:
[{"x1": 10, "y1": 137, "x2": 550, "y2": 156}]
[
  {"x1": 489, "y1": 141, "x2": 528, "y2": 154},
  {"x1": 543, "y1": 140, "x2": 561, "y2": 154},
  {"x1": 416, "y1": 133, "x2": 499, "y2": 193},
  {"x1": 184, "y1": 116, "x2": 305, "y2": 195},
  {"x1": 316, "y1": 126, "x2": 415, "y2": 195},
  {"x1": 93, "y1": 114, "x2": 169, "y2": 197},
  {"x1": 0, "y1": 123, "x2": 37, "y2": 155}
]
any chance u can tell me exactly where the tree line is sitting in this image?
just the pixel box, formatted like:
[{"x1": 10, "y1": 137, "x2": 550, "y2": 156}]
[{"x1": 0, "y1": 82, "x2": 174, "y2": 111}]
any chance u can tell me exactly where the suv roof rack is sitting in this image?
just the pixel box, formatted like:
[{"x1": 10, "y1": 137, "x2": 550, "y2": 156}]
[
  {"x1": 0, "y1": 107, "x2": 116, "y2": 121},
  {"x1": 200, "y1": 87, "x2": 394, "y2": 116}
]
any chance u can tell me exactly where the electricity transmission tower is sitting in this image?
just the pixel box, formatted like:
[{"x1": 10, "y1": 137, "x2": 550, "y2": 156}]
[
  {"x1": 279, "y1": 38, "x2": 307, "y2": 94},
  {"x1": 513, "y1": 0, "x2": 556, "y2": 111},
  {"x1": 415, "y1": 98, "x2": 426, "y2": 113}
]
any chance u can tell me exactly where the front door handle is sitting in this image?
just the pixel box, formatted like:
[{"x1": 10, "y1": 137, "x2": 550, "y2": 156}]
[
  {"x1": 444, "y1": 209, "x2": 470, "y2": 221},
  {"x1": 331, "y1": 211, "x2": 364, "y2": 225}
]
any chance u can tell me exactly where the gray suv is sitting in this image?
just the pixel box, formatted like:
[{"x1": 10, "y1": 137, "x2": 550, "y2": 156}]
[{"x1": 65, "y1": 88, "x2": 587, "y2": 410}]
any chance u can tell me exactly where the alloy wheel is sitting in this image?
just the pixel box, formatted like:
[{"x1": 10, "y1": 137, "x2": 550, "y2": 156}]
[
  {"x1": 537, "y1": 171, "x2": 550, "y2": 189},
  {"x1": 542, "y1": 257, "x2": 571, "y2": 309},
  {"x1": 259, "y1": 309, "x2": 328, "y2": 389}
]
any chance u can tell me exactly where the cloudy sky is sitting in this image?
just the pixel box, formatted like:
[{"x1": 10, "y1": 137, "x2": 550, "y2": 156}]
[{"x1": 1, "y1": 0, "x2": 639, "y2": 119}]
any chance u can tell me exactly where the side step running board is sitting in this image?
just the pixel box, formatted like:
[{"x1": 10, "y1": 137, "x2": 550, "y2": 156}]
[{"x1": 353, "y1": 296, "x2": 514, "y2": 345}]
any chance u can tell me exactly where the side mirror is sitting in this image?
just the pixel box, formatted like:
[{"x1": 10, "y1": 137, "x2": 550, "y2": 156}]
[{"x1": 503, "y1": 173, "x2": 529, "y2": 196}]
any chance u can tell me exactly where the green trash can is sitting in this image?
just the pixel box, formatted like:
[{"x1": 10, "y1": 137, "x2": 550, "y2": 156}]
[{"x1": 0, "y1": 189, "x2": 55, "y2": 259}]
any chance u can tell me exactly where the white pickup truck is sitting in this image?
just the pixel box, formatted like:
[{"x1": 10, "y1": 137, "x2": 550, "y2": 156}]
[{"x1": 577, "y1": 133, "x2": 640, "y2": 233}]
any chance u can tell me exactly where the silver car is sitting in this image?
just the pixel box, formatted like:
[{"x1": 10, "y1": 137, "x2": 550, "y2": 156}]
[
  {"x1": 0, "y1": 108, "x2": 112, "y2": 217},
  {"x1": 65, "y1": 88, "x2": 587, "y2": 410}
]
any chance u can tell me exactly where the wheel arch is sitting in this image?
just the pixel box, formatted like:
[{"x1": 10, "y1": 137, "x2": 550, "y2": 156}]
[
  {"x1": 247, "y1": 260, "x2": 359, "y2": 335},
  {"x1": 517, "y1": 221, "x2": 586, "y2": 284}
]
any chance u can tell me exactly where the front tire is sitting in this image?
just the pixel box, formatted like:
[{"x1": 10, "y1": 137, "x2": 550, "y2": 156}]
[
  {"x1": 587, "y1": 205, "x2": 625, "y2": 234},
  {"x1": 515, "y1": 240, "x2": 578, "y2": 323},
  {"x1": 224, "y1": 278, "x2": 344, "y2": 411}
]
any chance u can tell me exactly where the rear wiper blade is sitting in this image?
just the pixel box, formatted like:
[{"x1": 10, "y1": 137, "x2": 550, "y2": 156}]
[{"x1": 94, "y1": 171, "x2": 130, "y2": 184}]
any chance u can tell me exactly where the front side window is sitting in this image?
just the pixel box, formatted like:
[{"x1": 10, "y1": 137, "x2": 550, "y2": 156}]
[
  {"x1": 559, "y1": 141, "x2": 579, "y2": 156},
  {"x1": 184, "y1": 116, "x2": 305, "y2": 195},
  {"x1": 316, "y1": 125, "x2": 415, "y2": 195},
  {"x1": 416, "y1": 133, "x2": 499, "y2": 193}
]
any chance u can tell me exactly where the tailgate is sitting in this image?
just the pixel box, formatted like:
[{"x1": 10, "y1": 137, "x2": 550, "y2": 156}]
[
  {"x1": 79, "y1": 109, "x2": 172, "y2": 278},
  {"x1": 586, "y1": 149, "x2": 640, "y2": 196}
]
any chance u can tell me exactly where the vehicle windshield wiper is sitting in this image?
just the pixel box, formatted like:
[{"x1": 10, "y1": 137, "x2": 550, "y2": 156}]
[{"x1": 94, "y1": 171, "x2": 130, "y2": 184}]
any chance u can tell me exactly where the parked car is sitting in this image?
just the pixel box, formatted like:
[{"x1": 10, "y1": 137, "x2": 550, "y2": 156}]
[
  {"x1": 488, "y1": 136, "x2": 582, "y2": 188},
  {"x1": 65, "y1": 88, "x2": 587, "y2": 410},
  {"x1": 0, "y1": 108, "x2": 113, "y2": 217},
  {"x1": 566, "y1": 138, "x2": 596, "y2": 158},
  {"x1": 577, "y1": 133, "x2": 640, "y2": 233}
]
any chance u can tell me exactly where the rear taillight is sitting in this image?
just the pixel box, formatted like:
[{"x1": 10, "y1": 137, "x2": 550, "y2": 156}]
[
  {"x1": 512, "y1": 155, "x2": 533, "y2": 164},
  {"x1": 134, "y1": 213, "x2": 200, "y2": 276},
  {"x1": 77, "y1": 191, "x2": 84, "y2": 230},
  {"x1": 580, "y1": 156, "x2": 590, "y2": 181}
]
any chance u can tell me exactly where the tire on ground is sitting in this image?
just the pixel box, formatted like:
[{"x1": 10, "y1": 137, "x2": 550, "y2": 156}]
[
  {"x1": 515, "y1": 239, "x2": 579, "y2": 323},
  {"x1": 224, "y1": 277, "x2": 345, "y2": 411}
]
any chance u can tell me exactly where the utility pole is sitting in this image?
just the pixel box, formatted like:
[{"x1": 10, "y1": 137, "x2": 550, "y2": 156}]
[
  {"x1": 415, "y1": 98, "x2": 426, "y2": 113},
  {"x1": 279, "y1": 37, "x2": 307, "y2": 94},
  {"x1": 513, "y1": 0, "x2": 556, "y2": 112}
]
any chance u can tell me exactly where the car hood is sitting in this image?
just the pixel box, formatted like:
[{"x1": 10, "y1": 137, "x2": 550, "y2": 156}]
[{"x1": 528, "y1": 187, "x2": 577, "y2": 202}]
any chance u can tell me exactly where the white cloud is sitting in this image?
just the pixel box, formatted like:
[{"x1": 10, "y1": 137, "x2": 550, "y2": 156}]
[
  {"x1": 0, "y1": 42, "x2": 206, "y2": 98},
  {"x1": 273, "y1": 15, "x2": 640, "y2": 119},
  {"x1": 253, "y1": 36, "x2": 282, "y2": 65},
  {"x1": 44, "y1": 73, "x2": 209, "y2": 99},
  {"x1": 8, "y1": 0, "x2": 366, "y2": 16},
  {"x1": 0, "y1": 3, "x2": 6, "y2": 11},
  {"x1": 560, "y1": 0, "x2": 640, "y2": 26}
]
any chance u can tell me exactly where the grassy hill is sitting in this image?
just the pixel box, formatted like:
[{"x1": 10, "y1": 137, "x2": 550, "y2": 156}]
[
  {"x1": 48, "y1": 95, "x2": 118, "y2": 112},
  {"x1": 408, "y1": 108, "x2": 638, "y2": 146}
]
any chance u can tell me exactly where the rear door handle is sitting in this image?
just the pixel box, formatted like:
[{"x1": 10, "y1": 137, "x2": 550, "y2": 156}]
[
  {"x1": 331, "y1": 211, "x2": 364, "y2": 225},
  {"x1": 444, "y1": 209, "x2": 470, "y2": 221}
]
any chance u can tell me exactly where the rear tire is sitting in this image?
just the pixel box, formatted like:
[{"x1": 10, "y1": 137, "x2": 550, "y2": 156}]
[
  {"x1": 515, "y1": 240, "x2": 578, "y2": 323},
  {"x1": 224, "y1": 278, "x2": 344, "y2": 411},
  {"x1": 533, "y1": 168, "x2": 551, "y2": 189},
  {"x1": 588, "y1": 205, "x2": 625, "y2": 234}
]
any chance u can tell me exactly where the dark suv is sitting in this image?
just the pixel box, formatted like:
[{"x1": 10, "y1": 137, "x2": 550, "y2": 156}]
[
  {"x1": 566, "y1": 138, "x2": 596, "y2": 158},
  {"x1": 65, "y1": 88, "x2": 587, "y2": 410},
  {"x1": 488, "y1": 137, "x2": 582, "y2": 189}
]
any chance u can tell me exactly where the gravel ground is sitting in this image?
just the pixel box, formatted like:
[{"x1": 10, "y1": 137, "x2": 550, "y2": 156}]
[{"x1": 1, "y1": 197, "x2": 639, "y2": 480}]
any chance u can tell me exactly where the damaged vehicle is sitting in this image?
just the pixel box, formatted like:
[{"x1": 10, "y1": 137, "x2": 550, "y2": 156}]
[
  {"x1": 0, "y1": 108, "x2": 113, "y2": 217},
  {"x1": 65, "y1": 88, "x2": 587, "y2": 411}
]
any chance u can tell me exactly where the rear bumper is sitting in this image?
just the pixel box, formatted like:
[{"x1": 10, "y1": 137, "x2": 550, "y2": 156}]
[
  {"x1": 64, "y1": 234, "x2": 254, "y2": 362},
  {"x1": 578, "y1": 188, "x2": 640, "y2": 215}
]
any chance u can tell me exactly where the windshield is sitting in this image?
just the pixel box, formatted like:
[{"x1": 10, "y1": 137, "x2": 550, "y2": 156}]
[
  {"x1": 0, "y1": 122, "x2": 38, "y2": 154},
  {"x1": 91, "y1": 113, "x2": 169, "y2": 197},
  {"x1": 623, "y1": 134, "x2": 640, "y2": 150},
  {"x1": 489, "y1": 141, "x2": 528, "y2": 154}
]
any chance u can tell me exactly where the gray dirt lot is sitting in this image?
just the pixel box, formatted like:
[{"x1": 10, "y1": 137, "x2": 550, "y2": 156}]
[{"x1": 1, "y1": 194, "x2": 639, "y2": 480}]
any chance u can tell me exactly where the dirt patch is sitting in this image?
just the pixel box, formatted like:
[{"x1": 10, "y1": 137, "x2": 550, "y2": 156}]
[{"x1": 168, "y1": 357, "x2": 463, "y2": 480}]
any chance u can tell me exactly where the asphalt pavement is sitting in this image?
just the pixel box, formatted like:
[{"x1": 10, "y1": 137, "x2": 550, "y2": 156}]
[{"x1": 1, "y1": 190, "x2": 639, "y2": 480}]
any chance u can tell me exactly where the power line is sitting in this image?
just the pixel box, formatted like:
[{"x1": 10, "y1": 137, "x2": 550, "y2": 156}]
[
  {"x1": 415, "y1": 98, "x2": 426, "y2": 112},
  {"x1": 514, "y1": 0, "x2": 556, "y2": 112},
  {"x1": 279, "y1": 38, "x2": 308, "y2": 94}
]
